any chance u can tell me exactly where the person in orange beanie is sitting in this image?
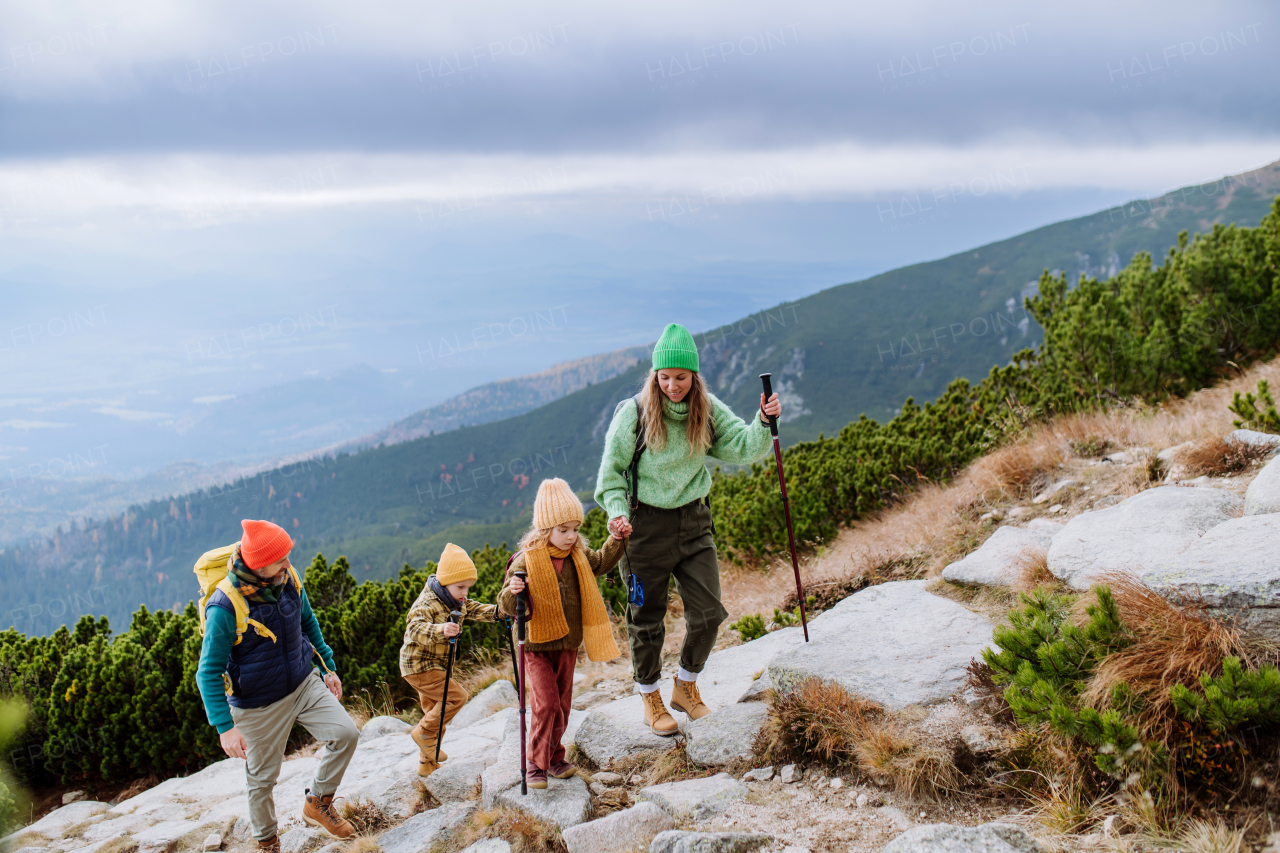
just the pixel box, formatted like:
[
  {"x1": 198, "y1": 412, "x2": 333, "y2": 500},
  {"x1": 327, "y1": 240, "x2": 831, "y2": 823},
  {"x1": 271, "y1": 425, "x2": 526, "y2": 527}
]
[{"x1": 196, "y1": 519, "x2": 357, "y2": 851}]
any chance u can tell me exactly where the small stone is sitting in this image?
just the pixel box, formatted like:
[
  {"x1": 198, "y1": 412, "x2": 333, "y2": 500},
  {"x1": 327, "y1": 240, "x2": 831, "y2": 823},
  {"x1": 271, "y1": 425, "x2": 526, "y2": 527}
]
[
  {"x1": 1006, "y1": 506, "x2": 1031, "y2": 518},
  {"x1": 829, "y1": 778, "x2": 844, "y2": 790},
  {"x1": 462, "y1": 841, "x2": 512, "y2": 853},
  {"x1": 778, "y1": 764, "x2": 800, "y2": 784},
  {"x1": 961, "y1": 724, "x2": 1006, "y2": 754},
  {"x1": 1106, "y1": 451, "x2": 1134, "y2": 464},
  {"x1": 591, "y1": 771, "x2": 624, "y2": 786},
  {"x1": 883, "y1": 823, "x2": 1044, "y2": 853},
  {"x1": 358, "y1": 715, "x2": 412, "y2": 743},
  {"x1": 630, "y1": 774, "x2": 644, "y2": 784},
  {"x1": 879, "y1": 806, "x2": 914, "y2": 831},
  {"x1": 1103, "y1": 815, "x2": 1118, "y2": 837},
  {"x1": 62, "y1": 790, "x2": 87, "y2": 806},
  {"x1": 856, "y1": 793, "x2": 869, "y2": 808},
  {"x1": 202, "y1": 834, "x2": 222, "y2": 852},
  {"x1": 1047, "y1": 503, "x2": 1063, "y2": 514},
  {"x1": 742, "y1": 766, "x2": 773, "y2": 782},
  {"x1": 1033, "y1": 479, "x2": 1076, "y2": 504}
]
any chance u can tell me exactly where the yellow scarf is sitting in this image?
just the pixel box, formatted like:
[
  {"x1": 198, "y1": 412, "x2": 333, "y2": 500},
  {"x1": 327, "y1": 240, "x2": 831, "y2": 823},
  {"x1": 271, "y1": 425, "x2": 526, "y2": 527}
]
[{"x1": 524, "y1": 543, "x2": 620, "y2": 662}]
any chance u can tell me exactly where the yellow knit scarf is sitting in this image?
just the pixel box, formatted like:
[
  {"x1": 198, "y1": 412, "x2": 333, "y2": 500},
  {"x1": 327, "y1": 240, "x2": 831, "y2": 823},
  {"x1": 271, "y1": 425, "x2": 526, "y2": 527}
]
[{"x1": 524, "y1": 543, "x2": 620, "y2": 662}]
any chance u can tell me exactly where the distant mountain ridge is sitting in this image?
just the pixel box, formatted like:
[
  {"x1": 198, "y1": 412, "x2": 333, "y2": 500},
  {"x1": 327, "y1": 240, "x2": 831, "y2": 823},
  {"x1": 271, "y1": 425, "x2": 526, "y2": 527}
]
[{"x1": 3, "y1": 159, "x2": 1278, "y2": 635}]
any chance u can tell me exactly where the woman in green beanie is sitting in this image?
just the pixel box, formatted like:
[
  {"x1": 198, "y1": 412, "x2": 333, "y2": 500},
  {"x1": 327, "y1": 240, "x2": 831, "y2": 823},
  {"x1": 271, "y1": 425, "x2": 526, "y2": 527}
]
[{"x1": 595, "y1": 323, "x2": 781, "y2": 735}]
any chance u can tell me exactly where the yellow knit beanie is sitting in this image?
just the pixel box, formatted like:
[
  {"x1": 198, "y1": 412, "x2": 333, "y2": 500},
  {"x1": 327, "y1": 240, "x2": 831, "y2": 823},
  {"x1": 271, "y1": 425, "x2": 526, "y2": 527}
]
[
  {"x1": 532, "y1": 478, "x2": 584, "y2": 530},
  {"x1": 435, "y1": 543, "x2": 477, "y2": 585}
]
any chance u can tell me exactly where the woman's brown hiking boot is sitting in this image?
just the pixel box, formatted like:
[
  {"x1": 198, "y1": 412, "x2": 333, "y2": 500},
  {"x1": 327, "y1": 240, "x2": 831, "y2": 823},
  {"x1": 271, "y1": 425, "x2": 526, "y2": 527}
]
[
  {"x1": 670, "y1": 677, "x2": 711, "y2": 720},
  {"x1": 257, "y1": 838, "x2": 281, "y2": 853},
  {"x1": 303, "y1": 788, "x2": 354, "y2": 838},
  {"x1": 641, "y1": 690, "x2": 678, "y2": 736}
]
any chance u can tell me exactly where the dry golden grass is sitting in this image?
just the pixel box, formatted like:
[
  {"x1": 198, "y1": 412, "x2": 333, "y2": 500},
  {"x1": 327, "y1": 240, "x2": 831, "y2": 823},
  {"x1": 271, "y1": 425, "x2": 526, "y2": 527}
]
[
  {"x1": 1011, "y1": 547, "x2": 1056, "y2": 593},
  {"x1": 605, "y1": 744, "x2": 718, "y2": 787},
  {"x1": 338, "y1": 796, "x2": 392, "y2": 835},
  {"x1": 1172, "y1": 819, "x2": 1246, "y2": 853},
  {"x1": 1080, "y1": 573, "x2": 1254, "y2": 743},
  {"x1": 1174, "y1": 434, "x2": 1272, "y2": 478},
  {"x1": 334, "y1": 838, "x2": 383, "y2": 853},
  {"x1": 447, "y1": 806, "x2": 567, "y2": 853}
]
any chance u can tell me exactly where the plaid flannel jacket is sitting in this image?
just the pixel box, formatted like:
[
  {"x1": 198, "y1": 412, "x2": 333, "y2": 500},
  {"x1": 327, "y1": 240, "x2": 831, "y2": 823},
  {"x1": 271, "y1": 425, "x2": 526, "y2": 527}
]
[{"x1": 399, "y1": 586, "x2": 497, "y2": 676}]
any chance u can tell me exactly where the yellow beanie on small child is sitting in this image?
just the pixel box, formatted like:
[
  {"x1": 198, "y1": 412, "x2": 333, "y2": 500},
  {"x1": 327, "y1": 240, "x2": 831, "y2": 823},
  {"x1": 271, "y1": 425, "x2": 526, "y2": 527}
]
[
  {"x1": 435, "y1": 543, "x2": 477, "y2": 585},
  {"x1": 532, "y1": 478, "x2": 584, "y2": 530}
]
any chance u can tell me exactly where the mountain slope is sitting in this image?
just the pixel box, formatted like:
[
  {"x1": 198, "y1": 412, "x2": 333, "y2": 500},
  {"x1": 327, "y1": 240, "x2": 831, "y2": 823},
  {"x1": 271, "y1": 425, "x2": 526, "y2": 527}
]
[{"x1": 4, "y1": 161, "x2": 1278, "y2": 635}]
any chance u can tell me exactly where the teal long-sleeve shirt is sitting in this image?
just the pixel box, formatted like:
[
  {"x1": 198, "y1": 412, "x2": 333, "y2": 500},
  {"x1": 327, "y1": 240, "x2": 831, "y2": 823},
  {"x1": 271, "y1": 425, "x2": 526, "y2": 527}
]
[{"x1": 196, "y1": 589, "x2": 336, "y2": 734}]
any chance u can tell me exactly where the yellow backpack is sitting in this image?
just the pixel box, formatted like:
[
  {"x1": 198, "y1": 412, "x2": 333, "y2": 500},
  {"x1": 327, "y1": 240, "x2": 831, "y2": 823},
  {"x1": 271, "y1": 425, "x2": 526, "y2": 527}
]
[{"x1": 194, "y1": 541, "x2": 304, "y2": 646}]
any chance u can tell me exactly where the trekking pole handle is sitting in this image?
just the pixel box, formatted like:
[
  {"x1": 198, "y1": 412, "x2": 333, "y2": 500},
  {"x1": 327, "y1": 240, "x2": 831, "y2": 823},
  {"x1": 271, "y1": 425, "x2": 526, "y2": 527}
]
[
  {"x1": 448, "y1": 609, "x2": 461, "y2": 640},
  {"x1": 513, "y1": 571, "x2": 528, "y2": 641},
  {"x1": 759, "y1": 373, "x2": 779, "y2": 437}
]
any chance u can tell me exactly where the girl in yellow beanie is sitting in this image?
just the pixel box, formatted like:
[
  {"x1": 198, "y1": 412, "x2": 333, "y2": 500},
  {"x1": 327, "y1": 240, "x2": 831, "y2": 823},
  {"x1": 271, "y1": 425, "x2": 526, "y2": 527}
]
[{"x1": 498, "y1": 477, "x2": 625, "y2": 789}]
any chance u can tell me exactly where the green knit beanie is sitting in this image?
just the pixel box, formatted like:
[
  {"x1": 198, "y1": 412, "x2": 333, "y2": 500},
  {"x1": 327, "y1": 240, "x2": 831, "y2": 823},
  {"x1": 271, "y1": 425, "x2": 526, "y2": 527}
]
[{"x1": 652, "y1": 323, "x2": 700, "y2": 372}]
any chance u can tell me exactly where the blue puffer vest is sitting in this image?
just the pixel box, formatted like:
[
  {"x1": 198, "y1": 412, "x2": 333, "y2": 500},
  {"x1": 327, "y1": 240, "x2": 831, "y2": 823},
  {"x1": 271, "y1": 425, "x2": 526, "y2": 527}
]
[{"x1": 207, "y1": 575, "x2": 316, "y2": 709}]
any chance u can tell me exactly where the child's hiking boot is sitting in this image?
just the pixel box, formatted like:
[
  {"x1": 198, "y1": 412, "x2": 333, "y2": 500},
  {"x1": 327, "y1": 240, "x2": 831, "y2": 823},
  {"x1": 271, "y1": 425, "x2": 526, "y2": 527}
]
[
  {"x1": 417, "y1": 754, "x2": 440, "y2": 778},
  {"x1": 670, "y1": 677, "x2": 711, "y2": 720},
  {"x1": 302, "y1": 788, "x2": 354, "y2": 839},
  {"x1": 257, "y1": 838, "x2": 281, "y2": 853},
  {"x1": 641, "y1": 690, "x2": 678, "y2": 736},
  {"x1": 411, "y1": 727, "x2": 448, "y2": 762},
  {"x1": 526, "y1": 768, "x2": 549, "y2": 789},
  {"x1": 549, "y1": 761, "x2": 577, "y2": 779}
]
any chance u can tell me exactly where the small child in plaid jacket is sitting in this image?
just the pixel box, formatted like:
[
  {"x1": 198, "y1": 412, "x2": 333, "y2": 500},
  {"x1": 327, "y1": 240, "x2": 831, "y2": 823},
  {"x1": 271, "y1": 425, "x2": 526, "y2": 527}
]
[{"x1": 399, "y1": 542, "x2": 497, "y2": 777}]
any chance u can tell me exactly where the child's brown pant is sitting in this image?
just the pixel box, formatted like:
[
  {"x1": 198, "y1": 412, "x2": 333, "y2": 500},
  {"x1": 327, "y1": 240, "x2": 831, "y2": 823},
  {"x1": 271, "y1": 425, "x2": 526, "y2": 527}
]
[
  {"x1": 404, "y1": 670, "x2": 469, "y2": 749},
  {"x1": 523, "y1": 648, "x2": 578, "y2": 771}
]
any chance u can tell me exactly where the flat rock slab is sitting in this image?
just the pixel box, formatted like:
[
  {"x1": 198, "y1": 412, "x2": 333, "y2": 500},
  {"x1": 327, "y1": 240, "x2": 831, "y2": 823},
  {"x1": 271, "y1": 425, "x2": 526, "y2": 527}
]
[
  {"x1": 494, "y1": 775, "x2": 592, "y2": 829},
  {"x1": 574, "y1": 701, "x2": 677, "y2": 766},
  {"x1": 651, "y1": 830, "x2": 774, "y2": 853},
  {"x1": 684, "y1": 703, "x2": 769, "y2": 767},
  {"x1": 462, "y1": 841, "x2": 513, "y2": 853},
  {"x1": 6, "y1": 800, "x2": 111, "y2": 839},
  {"x1": 1141, "y1": 514, "x2": 1280, "y2": 638},
  {"x1": 452, "y1": 679, "x2": 518, "y2": 730},
  {"x1": 563, "y1": 802, "x2": 676, "y2": 853},
  {"x1": 359, "y1": 715, "x2": 412, "y2": 743},
  {"x1": 1047, "y1": 486, "x2": 1242, "y2": 590},
  {"x1": 768, "y1": 581, "x2": 993, "y2": 711},
  {"x1": 427, "y1": 751, "x2": 498, "y2": 803},
  {"x1": 1230, "y1": 429, "x2": 1280, "y2": 451},
  {"x1": 279, "y1": 826, "x2": 326, "y2": 853},
  {"x1": 737, "y1": 671, "x2": 773, "y2": 703},
  {"x1": 636, "y1": 773, "x2": 747, "y2": 822},
  {"x1": 882, "y1": 822, "x2": 1044, "y2": 852},
  {"x1": 942, "y1": 526, "x2": 1054, "y2": 588},
  {"x1": 1246, "y1": 454, "x2": 1280, "y2": 516},
  {"x1": 378, "y1": 802, "x2": 477, "y2": 853}
]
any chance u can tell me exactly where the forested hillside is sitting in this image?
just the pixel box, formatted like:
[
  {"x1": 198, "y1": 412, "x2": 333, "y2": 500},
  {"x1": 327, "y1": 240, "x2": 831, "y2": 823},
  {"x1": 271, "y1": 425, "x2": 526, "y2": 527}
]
[{"x1": 1, "y1": 164, "x2": 1278, "y2": 637}]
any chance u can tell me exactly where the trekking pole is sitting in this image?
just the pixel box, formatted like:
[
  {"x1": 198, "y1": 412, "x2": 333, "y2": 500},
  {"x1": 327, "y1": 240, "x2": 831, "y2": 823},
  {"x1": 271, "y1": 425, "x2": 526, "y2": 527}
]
[
  {"x1": 434, "y1": 609, "x2": 462, "y2": 763},
  {"x1": 514, "y1": 570, "x2": 529, "y2": 795},
  {"x1": 760, "y1": 373, "x2": 809, "y2": 642}
]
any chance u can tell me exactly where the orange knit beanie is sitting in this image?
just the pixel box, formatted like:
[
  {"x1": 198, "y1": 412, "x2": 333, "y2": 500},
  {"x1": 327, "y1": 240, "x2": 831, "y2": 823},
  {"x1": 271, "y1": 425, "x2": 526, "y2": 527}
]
[
  {"x1": 436, "y1": 543, "x2": 478, "y2": 586},
  {"x1": 240, "y1": 519, "x2": 293, "y2": 569},
  {"x1": 532, "y1": 478, "x2": 584, "y2": 530}
]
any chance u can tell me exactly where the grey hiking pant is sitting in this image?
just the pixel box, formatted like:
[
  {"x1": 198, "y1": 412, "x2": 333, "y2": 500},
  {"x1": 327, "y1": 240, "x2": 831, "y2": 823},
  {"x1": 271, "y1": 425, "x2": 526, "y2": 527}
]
[
  {"x1": 621, "y1": 500, "x2": 729, "y2": 686},
  {"x1": 230, "y1": 672, "x2": 359, "y2": 841}
]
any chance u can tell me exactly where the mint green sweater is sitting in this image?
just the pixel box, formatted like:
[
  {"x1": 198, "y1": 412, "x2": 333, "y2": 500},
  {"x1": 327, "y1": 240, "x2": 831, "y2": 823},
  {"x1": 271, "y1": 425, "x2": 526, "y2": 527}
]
[{"x1": 595, "y1": 392, "x2": 772, "y2": 520}]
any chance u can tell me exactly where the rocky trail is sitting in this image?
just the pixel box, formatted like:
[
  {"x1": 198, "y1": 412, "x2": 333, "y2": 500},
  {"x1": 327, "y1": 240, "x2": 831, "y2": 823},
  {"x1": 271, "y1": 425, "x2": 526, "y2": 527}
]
[{"x1": 9, "y1": 427, "x2": 1280, "y2": 853}]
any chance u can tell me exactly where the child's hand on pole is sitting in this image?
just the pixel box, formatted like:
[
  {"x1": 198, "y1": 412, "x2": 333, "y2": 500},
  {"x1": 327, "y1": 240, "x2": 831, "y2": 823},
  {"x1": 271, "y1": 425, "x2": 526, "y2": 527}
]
[
  {"x1": 759, "y1": 392, "x2": 782, "y2": 421},
  {"x1": 509, "y1": 575, "x2": 526, "y2": 594},
  {"x1": 443, "y1": 621, "x2": 461, "y2": 638}
]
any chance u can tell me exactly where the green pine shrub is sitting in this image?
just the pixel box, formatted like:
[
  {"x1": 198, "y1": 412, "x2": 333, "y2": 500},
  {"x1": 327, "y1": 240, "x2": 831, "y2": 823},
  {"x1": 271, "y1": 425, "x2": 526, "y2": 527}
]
[
  {"x1": 729, "y1": 613, "x2": 766, "y2": 642},
  {"x1": 1171, "y1": 656, "x2": 1280, "y2": 732},
  {"x1": 1229, "y1": 379, "x2": 1280, "y2": 434}
]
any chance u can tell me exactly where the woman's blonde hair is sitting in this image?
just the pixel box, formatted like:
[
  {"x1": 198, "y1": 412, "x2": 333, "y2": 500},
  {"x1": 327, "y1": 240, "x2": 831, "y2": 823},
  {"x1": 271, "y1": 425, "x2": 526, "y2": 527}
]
[{"x1": 639, "y1": 370, "x2": 714, "y2": 457}]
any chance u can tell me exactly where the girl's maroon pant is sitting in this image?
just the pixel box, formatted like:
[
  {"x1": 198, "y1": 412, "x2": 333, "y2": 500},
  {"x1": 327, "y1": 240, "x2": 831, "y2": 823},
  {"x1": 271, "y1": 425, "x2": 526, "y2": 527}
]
[{"x1": 523, "y1": 648, "x2": 577, "y2": 771}]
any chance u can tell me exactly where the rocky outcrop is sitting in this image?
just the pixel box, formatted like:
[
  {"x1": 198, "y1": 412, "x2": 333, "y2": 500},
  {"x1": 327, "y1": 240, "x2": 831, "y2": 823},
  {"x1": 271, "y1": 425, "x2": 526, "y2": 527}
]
[
  {"x1": 684, "y1": 703, "x2": 769, "y2": 767},
  {"x1": 636, "y1": 773, "x2": 748, "y2": 821},
  {"x1": 1141, "y1": 514, "x2": 1280, "y2": 639},
  {"x1": 377, "y1": 802, "x2": 477, "y2": 853},
  {"x1": 359, "y1": 714, "x2": 412, "y2": 743},
  {"x1": 562, "y1": 802, "x2": 676, "y2": 853},
  {"x1": 1245, "y1": 453, "x2": 1280, "y2": 516},
  {"x1": 768, "y1": 582, "x2": 994, "y2": 711},
  {"x1": 451, "y1": 679, "x2": 518, "y2": 730},
  {"x1": 651, "y1": 830, "x2": 774, "y2": 853},
  {"x1": 882, "y1": 822, "x2": 1044, "y2": 852},
  {"x1": 1047, "y1": 486, "x2": 1241, "y2": 590},
  {"x1": 942, "y1": 526, "x2": 1054, "y2": 588}
]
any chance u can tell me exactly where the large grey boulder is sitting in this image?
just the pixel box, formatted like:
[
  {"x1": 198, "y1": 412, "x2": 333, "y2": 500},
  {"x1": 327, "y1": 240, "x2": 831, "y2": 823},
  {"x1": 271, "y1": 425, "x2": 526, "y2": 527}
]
[
  {"x1": 684, "y1": 703, "x2": 769, "y2": 767},
  {"x1": 1229, "y1": 429, "x2": 1280, "y2": 452},
  {"x1": 942, "y1": 526, "x2": 1054, "y2": 588},
  {"x1": 480, "y1": 713, "x2": 525, "y2": 807},
  {"x1": 650, "y1": 830, "x2": 773, "y2": 853},
  {"x1": 574, "y1": 703, "x2": 675, "y2": 765},
  {"x1": 737, "y1": 671, "x2": 773, "y2": 703},
  {"x1": 494, "y1": 776, "x2": 593, "y2": 829},
  {"x1": 636, "y1": 773, "x2": 747, "y2": 822},
  {"x1": 882, "y1": 822, "x2": 1044, "y2": 852},
  {"x1": 1245, "y1": 454, "x2": 1280, "y2": 516},
  {"x1": 4, "y1": 800, "x2": 111, "y2": 840},
  {"x1": 563, "y1": 802, "x2": 677, "y2": 853},
  {"x1": 377, "y1": 802, "x2": 477, "y2": 853},
  {"x1": 428, "y1": 751, "x2": 498, "y2": 803},
  {"x1": 452, "y1": 680, "x2": 518, "y2": 730},
  {"x1": 1141, "y1": 514, "x2": 1280, "y2": 638},
  {"x1": 359, "y1": 715, "x2": 412, "y2": 743},
  {"x1": 462, "y1": 841, "x2": 513, "y2": 853},
  {"x1": 279, "y1": 826, "x2": 326, "y2": 853},
  {"x1": 768, "y1": 582, "x2": 993, "y2": 711},
  {"x1": 1047, "y1": 486, "x2": 1242, "y2": 590}
]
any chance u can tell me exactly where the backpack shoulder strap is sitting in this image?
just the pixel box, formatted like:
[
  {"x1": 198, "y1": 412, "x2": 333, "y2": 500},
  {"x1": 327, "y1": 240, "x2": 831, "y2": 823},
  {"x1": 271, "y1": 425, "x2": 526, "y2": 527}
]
[
  {"x1": 213, "y1": 577, "x2": 253, "y2": 646},
  {"x1": 627, "y1": 396, "x2": 646, "y2": 512}
]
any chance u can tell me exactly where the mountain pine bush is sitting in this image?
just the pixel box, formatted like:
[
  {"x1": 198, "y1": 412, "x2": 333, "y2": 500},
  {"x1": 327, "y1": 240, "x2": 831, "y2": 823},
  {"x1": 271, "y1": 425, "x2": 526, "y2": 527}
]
[{"x1": 1229, "y1": 379, "x2": 1280, "y2": 434}]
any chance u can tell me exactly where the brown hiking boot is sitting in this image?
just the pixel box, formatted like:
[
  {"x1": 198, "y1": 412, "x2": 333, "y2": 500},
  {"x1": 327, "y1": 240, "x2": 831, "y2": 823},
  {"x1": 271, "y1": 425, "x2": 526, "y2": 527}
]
[
  {"x1": 411, "y1": 727, "x2": 448, "y2": 762},
  {"x1": 670, "y1": 676, "x2": 711, "y2": 720},
  {"x1": 303, "y1": 788, "x2": 354, "y2": 839},
  {"x1": 418, "y1": 754, "x2": 440, "y2": 777},
  {"x1": 257, "y1": 838, "x2": 281, "y2": 853},
  {"x1": 641, "y1": 690, "x2": 678, "y2": 736}
]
